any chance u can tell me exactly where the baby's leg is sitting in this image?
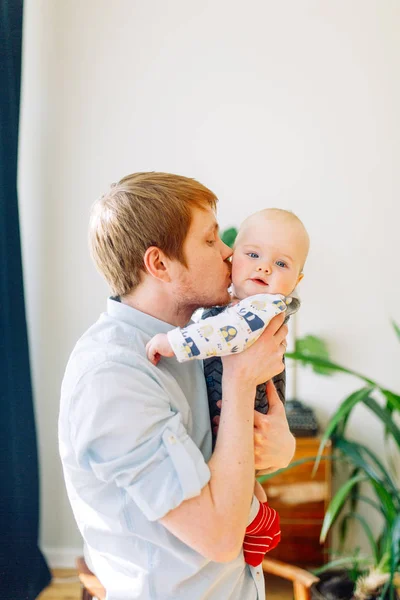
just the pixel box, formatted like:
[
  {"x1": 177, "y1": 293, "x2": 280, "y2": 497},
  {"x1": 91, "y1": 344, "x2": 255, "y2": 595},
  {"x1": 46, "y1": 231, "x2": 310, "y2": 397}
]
[
  {"x1": 204, "y1": 355, "x2": 223, "y2": 448},
  {"x1": 206, "y1": 356, "x2": 286, "y2": 448},
  {"x1": 254, "y1": 357, "x2": 286, "y2": 414}
]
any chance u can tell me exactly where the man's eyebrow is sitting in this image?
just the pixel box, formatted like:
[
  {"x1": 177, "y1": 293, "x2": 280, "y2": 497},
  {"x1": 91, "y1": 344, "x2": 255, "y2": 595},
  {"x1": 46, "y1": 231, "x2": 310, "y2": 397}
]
[{"x1": 205, "y1": 223, "x2": 219, "y2": 236}]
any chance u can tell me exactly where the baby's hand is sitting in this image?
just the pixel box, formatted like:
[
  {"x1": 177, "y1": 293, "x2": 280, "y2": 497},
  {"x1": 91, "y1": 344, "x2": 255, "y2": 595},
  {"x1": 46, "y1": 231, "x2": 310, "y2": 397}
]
[{"x1": 146, "y1": 333, "x2": 175, "y2": 365}]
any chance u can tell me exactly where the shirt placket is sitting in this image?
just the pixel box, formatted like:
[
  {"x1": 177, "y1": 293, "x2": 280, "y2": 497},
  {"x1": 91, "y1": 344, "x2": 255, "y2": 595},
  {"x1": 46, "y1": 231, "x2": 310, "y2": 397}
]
[{"x1": 250, "y1": 564, "x2": 265, "y2": 598}]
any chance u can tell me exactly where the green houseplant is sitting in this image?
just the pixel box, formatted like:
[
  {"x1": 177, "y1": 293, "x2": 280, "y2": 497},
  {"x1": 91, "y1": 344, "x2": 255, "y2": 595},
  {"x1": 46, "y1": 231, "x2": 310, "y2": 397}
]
[
  {"x1": 285, "y1": 326, "x2": 400, "y2": 600},
  {"x1": 220, "y1": 226, "x2": 238, "y2": 249},
  {"x1": 222, "y1": 224, "x2": 399, "y2": 596}
]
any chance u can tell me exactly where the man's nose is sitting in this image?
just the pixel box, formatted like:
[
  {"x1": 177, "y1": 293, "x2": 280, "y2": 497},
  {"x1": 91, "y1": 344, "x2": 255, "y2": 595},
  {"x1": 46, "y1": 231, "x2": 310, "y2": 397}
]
[{"x1": 221, "y1": 240, "x2": 232, "y2": 261}]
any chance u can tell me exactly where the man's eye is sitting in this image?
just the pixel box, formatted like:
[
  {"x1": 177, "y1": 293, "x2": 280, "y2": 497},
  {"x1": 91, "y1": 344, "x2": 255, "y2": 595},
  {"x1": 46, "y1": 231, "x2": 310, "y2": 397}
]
[
  {"x1": 276, "y1": 260, "x2": 287, "y2": 268},
  {"x1": 247, "y1": 252, "x2": 259, "y2": 259},
  {"x1": 207, "y1": 240, "x2": 216, "y2": 246}
]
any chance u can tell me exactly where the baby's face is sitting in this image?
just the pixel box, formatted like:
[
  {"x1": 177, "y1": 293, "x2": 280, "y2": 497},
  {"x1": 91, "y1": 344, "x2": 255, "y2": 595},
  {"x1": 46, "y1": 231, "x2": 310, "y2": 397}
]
[{"x1": 231, "y1": 216, "x2": 308, "y2": 300}]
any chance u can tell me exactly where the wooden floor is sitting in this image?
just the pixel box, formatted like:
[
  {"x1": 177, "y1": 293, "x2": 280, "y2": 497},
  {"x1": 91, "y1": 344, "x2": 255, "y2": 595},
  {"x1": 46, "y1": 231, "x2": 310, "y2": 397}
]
[
  {"x1": 37, "y1": 570, "x2": 81, "y2": 600},
  {"x1": 38, "y1": 569, "x2": 293, "y2": 599}
]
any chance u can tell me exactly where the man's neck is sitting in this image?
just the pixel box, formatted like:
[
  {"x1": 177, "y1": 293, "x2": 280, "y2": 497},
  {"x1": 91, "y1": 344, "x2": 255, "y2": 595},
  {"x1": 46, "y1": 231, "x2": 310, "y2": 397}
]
[{"x1": 121, "y1": 283, "x2": 194, "y2": 328}]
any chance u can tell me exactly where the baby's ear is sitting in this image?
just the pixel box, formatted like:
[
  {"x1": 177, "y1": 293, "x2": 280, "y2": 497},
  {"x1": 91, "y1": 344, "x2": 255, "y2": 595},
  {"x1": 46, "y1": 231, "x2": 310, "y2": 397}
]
[{"x1": 297, "y1": 272, "x2": 304, "y2": 285}]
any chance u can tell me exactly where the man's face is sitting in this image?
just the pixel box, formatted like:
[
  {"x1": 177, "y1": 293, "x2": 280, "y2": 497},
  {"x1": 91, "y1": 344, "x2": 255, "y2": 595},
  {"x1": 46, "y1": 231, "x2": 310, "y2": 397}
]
[{"x1": 173, "y1": 206, "x2": 232, "y2": 314}]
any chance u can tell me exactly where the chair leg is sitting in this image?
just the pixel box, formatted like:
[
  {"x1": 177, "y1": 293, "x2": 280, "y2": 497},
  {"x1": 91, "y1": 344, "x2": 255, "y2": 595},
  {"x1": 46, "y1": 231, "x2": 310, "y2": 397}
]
[
  {"x1": 293, "y1": 580, "x2": 312, "y2": 600},
  {"x1": 82, "y1": 587, "x2": 93, "y2": 600}
]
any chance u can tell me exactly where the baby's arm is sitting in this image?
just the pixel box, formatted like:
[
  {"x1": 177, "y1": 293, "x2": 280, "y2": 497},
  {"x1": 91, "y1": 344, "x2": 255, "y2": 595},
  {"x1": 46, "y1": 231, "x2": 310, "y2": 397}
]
[{"x1": 165, "y1": 293, "x2": 288, "y2": 363}]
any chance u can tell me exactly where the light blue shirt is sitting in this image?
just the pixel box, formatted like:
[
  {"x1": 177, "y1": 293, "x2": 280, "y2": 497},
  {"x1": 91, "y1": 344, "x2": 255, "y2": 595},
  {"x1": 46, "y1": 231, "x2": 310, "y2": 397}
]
[{"x1": 59, "y1": 298, "x2": 265, "y2": 599}]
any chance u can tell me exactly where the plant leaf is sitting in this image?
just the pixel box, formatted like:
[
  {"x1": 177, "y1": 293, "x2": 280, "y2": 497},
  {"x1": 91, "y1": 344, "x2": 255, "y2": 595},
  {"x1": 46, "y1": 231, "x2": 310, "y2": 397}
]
[
  {"x1": 354, "y1": 442, "x2": 398, "y2": 496},
  {"x1": 256, "y1": 454, "x2": 334, "y2": 484},
  {"x1": 390, "y1": 514, "x2": 400, "y2": 583},
  {"x1": 286, "y1": 351, "x2": 377, "y2": 386},
  {"x1": 354, "y1": 494, "x2": 383, "y2": 514},
  {"x1": 312, "y1": 555, "x2": 371, "y2": 576},
  {"x1": 340, "y1": 513, "x2": 380, "y2": 564},
  {"x1": 294, "y1": 336, "x2": 332, "y2": 375},
  {"x1": 335, "y1": 438, "x2": 399, "y2": 502},
  {"x1": 349, "y1": 467, "x2": 361, "y2": 514},
  {"x1": 377, "y1": 528, "x2": 389, "y2": 558},
  {"x1": 380, "y1": 516, "x2": 400, "y2": 600},
  {"x1": 381, "y1": 388, "x2": 400, "y2": 413},
  {"x1": 325, "y1": 439, "x2": 398, "y2": 530},
  {"x1": 362, "y1": 395, "x2": 400, "y2": 449},
  {"x1": 220, "y1": 227, "x2": 238, "y2": 248},
  {"x1": 392, "y1": 320, "x2": 400, "y2": 343},
  {"x1": 382, "y1": 398, "x2": 395, "y2": 443},
  {"x1": 339, "y1": 514, "x2": 349, "y2": 552},
  {"x1": 311, "y1": 387, "x2": 373, "y2": 476},
  {"x1": 369, "y1": 482, "x2": 398, "y2": 525},
  {"x1": 320, "y1": 472, "x2": 366, "y2": 543}
]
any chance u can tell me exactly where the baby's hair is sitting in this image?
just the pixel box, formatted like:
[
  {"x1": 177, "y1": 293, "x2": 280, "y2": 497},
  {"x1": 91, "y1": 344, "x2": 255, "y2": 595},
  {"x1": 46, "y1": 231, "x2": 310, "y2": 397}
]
[{"x1": 241, "y1": 207, "x2": 303, "y2": 227}]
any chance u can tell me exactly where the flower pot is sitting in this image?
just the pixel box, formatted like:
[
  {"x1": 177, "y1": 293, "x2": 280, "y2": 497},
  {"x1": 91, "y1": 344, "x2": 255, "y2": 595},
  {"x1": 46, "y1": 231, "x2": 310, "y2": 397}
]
[
  {"x1": 310, "y1": 569, "x2": 355, "y2": 600},
  {"x1": 310, "y1": 569, "x2": 400, "y2": 600}
]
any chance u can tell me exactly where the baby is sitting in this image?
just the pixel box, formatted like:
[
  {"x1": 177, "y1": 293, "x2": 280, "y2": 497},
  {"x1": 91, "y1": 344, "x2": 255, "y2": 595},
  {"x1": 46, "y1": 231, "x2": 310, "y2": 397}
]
[{"x1": 146, "y1": 208, "x2": 310, "y2": 566}]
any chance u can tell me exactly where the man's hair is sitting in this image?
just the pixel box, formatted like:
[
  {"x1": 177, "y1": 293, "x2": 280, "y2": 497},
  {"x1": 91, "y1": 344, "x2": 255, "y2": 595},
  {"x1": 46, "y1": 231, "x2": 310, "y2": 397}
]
[{"x1": 89, "y1": 172, "x2": 217, "y2": 296}]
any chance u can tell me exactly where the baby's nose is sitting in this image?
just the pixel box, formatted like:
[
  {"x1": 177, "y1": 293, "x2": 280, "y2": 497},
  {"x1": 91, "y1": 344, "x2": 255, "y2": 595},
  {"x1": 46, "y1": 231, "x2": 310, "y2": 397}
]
[{"x1": 257, "y1": 264, "x2": 271, "y2": 273}]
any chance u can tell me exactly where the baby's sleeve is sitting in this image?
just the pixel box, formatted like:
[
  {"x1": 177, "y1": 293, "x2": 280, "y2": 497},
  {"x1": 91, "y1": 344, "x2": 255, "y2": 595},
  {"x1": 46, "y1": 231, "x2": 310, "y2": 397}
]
[{"x1": 167, "y1": 293, "x2": 288, "y2": 363}]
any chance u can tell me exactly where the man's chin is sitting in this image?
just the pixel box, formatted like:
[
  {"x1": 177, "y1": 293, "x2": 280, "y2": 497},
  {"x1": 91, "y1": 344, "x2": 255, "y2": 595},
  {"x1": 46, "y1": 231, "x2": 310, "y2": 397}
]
[{"x1": 202, "y1": 289, "x2": 231, "y2": 309}]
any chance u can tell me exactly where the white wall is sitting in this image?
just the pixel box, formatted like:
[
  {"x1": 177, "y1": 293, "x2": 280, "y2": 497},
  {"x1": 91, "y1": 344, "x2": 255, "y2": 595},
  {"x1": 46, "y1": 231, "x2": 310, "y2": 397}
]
[{"x1": 19, "y1": 0, "x2": 400, "y2": 566}]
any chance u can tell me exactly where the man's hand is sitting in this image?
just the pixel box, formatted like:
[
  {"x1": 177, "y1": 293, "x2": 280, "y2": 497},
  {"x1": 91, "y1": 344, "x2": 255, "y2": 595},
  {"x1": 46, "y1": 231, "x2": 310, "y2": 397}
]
[
  {"x1": 222, "y1": 312, "x2": 288, "y2": 387},
  {"x1": 254, "y1": 380, "x2": 296, "y2": 472}
]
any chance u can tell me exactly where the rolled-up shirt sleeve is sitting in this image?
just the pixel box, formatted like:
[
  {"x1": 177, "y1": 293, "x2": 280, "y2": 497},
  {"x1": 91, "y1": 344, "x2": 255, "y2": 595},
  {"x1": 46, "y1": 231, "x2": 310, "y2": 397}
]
[{"x1": 69, "y1": 361, "x2": 211, "y2": 522}]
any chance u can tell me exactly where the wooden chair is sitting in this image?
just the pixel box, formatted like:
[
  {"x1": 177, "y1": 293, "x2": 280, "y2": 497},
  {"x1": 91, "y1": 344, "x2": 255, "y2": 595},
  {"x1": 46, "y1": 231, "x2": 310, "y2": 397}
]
[
  {"x1": 262, "y1": 557, "x2": 319, "y2": 600},
  {"x1": 75, "y1": 557, "x2": 106, "y2": 600},
  {"x1": 76, "y1": 555, "x2": 319, "y2": 600}
]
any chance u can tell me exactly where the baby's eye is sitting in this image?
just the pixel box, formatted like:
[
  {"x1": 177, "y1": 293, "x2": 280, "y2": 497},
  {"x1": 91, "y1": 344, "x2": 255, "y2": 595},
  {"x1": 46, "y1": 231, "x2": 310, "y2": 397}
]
[
  {"x1": 247, "y1": 252, "x2": 259, "y2": 259},
  {"x1": 207, "y1": 240, "x2": 216, "y2": 246},
  {"x1": 276, "y1": 260, "x2": 287, "y2": 268}
]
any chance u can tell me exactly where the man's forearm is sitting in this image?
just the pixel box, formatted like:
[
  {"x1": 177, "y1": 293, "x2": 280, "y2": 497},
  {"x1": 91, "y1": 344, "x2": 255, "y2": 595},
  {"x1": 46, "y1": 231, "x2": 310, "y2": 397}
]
[
  {"x1": 160, "y1": 375, "x2": 257, "y2": 562},
  {"x1": 206, "y1": 376, "x2": 256, "y2": 557}
]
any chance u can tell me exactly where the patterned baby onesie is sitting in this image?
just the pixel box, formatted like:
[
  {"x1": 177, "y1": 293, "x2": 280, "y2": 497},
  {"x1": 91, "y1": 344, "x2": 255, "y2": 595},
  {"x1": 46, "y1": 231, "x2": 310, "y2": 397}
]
[
  {"x1": 166, "y1": 293, "x2": 300, "y2": 447},
  {"x1": 202, "y1": 297, "x2": 300, "y2": 447}
]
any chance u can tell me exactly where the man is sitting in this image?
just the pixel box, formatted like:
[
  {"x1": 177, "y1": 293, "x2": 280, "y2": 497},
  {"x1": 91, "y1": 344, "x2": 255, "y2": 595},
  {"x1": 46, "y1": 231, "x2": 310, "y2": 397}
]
[{"x1": 59, "y1": 172, "x2": 295, "y2": 599}]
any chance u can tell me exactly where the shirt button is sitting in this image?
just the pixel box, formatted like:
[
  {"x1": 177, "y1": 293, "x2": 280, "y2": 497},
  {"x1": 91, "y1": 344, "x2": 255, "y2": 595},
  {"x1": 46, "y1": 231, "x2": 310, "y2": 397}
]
[
  {"x1": 256, "y1": 571, "x2": 260, "y2": 576},
  {"x1": 168, "y1": 435, "x2": 177, "y2": 444}
]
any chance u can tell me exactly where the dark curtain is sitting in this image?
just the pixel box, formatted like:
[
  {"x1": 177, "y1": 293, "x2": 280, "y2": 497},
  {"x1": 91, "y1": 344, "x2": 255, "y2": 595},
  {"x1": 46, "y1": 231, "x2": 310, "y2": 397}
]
[{"x1": 0, "y1": 0, "x2": 52, "y2": 597}]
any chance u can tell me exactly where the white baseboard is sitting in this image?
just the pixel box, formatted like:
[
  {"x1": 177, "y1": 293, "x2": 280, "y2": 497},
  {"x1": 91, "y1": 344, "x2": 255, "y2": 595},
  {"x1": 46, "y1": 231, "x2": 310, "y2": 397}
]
[{"x1": 42, "y1": 546, "x2": 82, "y2": 568}]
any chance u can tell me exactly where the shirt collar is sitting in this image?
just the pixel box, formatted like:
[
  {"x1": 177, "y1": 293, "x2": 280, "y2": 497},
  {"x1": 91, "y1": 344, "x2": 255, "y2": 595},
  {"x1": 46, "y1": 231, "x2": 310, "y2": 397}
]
[{"x1": 107, "y1": 297, "x2": 176, "y2": 336}]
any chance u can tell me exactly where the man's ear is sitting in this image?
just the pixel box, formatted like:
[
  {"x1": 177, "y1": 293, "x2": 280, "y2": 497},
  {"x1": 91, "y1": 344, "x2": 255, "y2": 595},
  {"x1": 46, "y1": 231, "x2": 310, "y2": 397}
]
[
  {"x1": 296, "y1": 272, "x2": 304, "y2": 285},
  {"x1": 143, "y1": 246, "x2": 172, "y2": 282}
]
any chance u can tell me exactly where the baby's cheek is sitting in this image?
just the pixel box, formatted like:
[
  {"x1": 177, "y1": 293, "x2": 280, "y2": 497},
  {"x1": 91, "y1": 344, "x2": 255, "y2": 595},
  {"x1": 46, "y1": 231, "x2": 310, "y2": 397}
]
[
  {"x1": 231, "y1": 254, "x2": 246, "y2": 280},
  {"x1": 279, "y1": 271, "x2": 298, "y2": 296}
]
